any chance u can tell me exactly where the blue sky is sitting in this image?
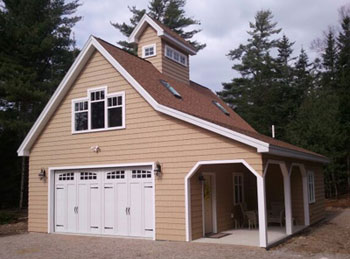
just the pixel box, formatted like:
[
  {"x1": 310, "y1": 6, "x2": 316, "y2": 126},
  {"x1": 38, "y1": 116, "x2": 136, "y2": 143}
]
[{"x1": 73, "y1": 0, "x2": 349, "y2": 91}]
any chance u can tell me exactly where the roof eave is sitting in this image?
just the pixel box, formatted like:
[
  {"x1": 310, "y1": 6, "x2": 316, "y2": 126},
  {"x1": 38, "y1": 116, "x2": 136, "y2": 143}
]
[
  {"x1": 161, "y1": 33, "x2": 197, "y2": 55},
  {"x1": 266, "y1": 145, "x2": 330, "y2": 164}
]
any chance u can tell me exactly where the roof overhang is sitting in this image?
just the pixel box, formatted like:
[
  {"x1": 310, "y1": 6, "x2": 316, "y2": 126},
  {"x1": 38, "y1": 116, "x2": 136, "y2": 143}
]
[
  {"x1": 17, "y1": 36, "x2": 328, "y2": 165},
  {"x1": 267, "y1": 145, "x2": 329, "y2": 164},
  {"x1": 128, "y1": 14, "x2": 197, "y2": 55}
]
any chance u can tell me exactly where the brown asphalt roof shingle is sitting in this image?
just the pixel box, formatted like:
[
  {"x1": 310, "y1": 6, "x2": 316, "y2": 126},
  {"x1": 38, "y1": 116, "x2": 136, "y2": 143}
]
[
  {"x1": 96, "y1": 37, "x2": 326, "y2": 160},
  {"x1": 149, "y1": 16, "x2": 197, "y2": 53}
]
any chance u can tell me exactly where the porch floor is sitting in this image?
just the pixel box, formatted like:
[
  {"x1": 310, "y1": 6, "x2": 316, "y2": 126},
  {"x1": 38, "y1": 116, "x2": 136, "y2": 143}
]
[{"x1": 193, "y1": 226, "x2": 305, "y2": 247}]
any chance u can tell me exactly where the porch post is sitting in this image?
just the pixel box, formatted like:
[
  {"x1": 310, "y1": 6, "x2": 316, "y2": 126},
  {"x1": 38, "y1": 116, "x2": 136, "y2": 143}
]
[
  {"x1": 257, "y1": 176, "x2": 268, "y2": 247},
  {"x1": 282, "y1": 163, "x2": 293, "y2": 235}
]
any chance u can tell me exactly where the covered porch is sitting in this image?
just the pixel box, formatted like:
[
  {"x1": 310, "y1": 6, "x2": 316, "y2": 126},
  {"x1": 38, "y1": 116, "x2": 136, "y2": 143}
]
[{"x1": 185, "y1": 159, "x2": 310, "y2": 248}]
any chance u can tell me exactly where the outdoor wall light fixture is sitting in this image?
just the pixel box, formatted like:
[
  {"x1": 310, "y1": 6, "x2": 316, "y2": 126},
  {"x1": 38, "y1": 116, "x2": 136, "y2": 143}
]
[
  {"x1": 91, "y1": 145, "x2": 101, "y2": 153},
  {"x1": 198, "y1": 174, "x2": 205, "y2": 182},
  {"x1": 38, "y1": 168, "x2": 46, "y2": 181},
  {"x1": 154, "y1": 162, "x2": 162, "y2": 178}
]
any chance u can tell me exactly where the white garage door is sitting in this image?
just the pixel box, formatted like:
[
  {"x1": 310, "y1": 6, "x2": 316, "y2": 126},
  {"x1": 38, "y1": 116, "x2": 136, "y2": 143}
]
[{"x1": 54, "y1": 167, "x2": 154, "y2": 238}]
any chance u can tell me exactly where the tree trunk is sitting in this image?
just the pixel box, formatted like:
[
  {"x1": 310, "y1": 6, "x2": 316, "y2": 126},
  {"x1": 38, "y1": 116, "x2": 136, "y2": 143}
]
[
  {"x1": 347, "y1": 154, "x2": 350, "y2": 197},
  {"x1": 19, "y1": 156, "x2": 28, "y2": 209},
  {"x1": 331, "y1": 171, "x2": 338, "y2": 199}
]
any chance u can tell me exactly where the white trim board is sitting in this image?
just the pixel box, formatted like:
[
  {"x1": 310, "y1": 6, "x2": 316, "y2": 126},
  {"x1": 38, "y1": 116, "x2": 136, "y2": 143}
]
[
  {"x1": 17, "y1": 35, "x2": 329, "y2": 165},
  {"x1": 263, "y1": 160, "x2": 292, "y2": 236}
]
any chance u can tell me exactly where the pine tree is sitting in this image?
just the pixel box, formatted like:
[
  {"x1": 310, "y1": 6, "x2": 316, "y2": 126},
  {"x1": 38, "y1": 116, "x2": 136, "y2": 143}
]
[
  {"x1": 274, "y1": 35, "x2": 296, "y2": 138},
  {"x1": 336, "y1": 8, "x2": 350, "y2": 194},
  {"x1": 322, "y1": 29, "x2": 338, "y2": 88},
  {"x1": 218, "y1": 10, "x2": 281, "y2": 135},
  {"x1": 111, "y1": 0, "x2": 205, "y2": 54},
  {"x1": 0, "y1": 0, "x2": 81, "y2": 208}
]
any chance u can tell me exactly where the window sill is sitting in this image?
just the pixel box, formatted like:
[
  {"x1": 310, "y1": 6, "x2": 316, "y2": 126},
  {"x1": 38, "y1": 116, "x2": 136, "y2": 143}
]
[
  {"x1": 72, "y1": 126, "x2": 126, "y2": 135},
  {"x1": 142, "y1": 53, "x2": 157, "y2": 58}
]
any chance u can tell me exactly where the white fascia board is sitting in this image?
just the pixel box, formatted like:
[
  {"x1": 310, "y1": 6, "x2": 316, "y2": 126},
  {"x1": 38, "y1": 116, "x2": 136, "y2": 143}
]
[
  {"x1": 17, "y1": 36, "x2": 97, "y2": 156},
  {"x1": 128, "y1": 14, "x2": 164, "y2": 43},
  {"x1": 162, "y1": 33, "x2": 197, "y2": 55},
  {"x1": 267, "y1": 145, "x2": 330, "y2": 164}
]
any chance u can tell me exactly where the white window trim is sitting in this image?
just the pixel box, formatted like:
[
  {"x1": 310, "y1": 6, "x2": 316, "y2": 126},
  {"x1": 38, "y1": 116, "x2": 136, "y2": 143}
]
[
  {"x1": 71, "y1": 86, "x2": 125, "y2": 134},
  {"x1": 232, "y1": 172, "x2": 245, "y2": 205},
  {"x1": 307, "y1": 170, "x2": 316, "y2": 204},
  {"x1": 142, "y1": 43, "x2": 156, "y2": 58},
  {"x1": 164, "y1": 44, "x2": 187, "y2": 67}
]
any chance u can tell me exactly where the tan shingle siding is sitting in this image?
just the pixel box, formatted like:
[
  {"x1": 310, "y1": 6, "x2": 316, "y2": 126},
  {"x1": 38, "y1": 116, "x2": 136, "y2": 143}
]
[{"x1": 28, "y1": 50, "x2": 262, "y2": 241}]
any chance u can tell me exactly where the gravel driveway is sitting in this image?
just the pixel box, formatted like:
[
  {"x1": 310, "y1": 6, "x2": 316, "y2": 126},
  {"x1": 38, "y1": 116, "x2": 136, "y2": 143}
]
[{"x1": 0, "y1": 208, "x2": 349, "y2": 259}]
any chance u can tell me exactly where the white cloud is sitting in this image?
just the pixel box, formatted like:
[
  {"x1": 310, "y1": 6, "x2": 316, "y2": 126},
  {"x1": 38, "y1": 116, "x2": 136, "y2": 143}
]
[{"x1": 73, "y1": 0, "x2": 350, "y2": 92}]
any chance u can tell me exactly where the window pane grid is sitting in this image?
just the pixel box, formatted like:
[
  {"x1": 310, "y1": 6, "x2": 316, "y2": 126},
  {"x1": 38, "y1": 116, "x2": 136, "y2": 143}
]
[
  {"x1": 233, "y1": 174, "x2": 243, "y2": 205},
  {"x1": 132, "y1": 170, "x2": 152, "y2": 179},
  {"x1": 80, "y1": 172, "x2": 97, "y2": 180},
  {"x1": 73, "y1": 89, "x2": 124, "y2": 132},
  {"x1": 106, "y1": 170, "x2": 125, "y2": 179},
  {"x1": 58, "y1": 172, "x2": 74, "y2": 181},
  {"x1": 164, "y1": 45, "x2": 187, "y2": 67}
]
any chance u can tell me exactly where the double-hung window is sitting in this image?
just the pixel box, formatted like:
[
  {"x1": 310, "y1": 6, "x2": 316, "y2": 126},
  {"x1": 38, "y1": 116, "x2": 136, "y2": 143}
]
[
  {"x1": 90, "y1": 89, "x2": 105, "y2": 129},
  {"x1": 233, "y1": 173, "x2": 244, "y2": 205},
  {"x1": 72, "y1": 87, "x2": 125, "y2": 133},
  {"x1": 307, "y1": 170, "x2": 315, "y2": 203},
  {"x1": 74, "y1": 100, "x2": 88, "y2": 131}
]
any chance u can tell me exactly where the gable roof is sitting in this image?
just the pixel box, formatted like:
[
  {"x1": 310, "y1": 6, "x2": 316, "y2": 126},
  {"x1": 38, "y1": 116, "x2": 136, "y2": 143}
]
[
  {"x1": 17, "y1": 36, "x2": 328, "y2": 164},
  {"x1": 128, "y1": 14, "x2": 197, "y2": 55}
]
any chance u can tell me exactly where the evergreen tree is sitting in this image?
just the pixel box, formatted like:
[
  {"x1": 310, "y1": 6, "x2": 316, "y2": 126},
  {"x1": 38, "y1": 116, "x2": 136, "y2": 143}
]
[
  {"x1": 111, "y1": 0, "x2": 205, "y2": 54},
  {"x1": 336, "y1": 8, "x2": 350, "y2": 194},
  {"x1": 218, "y1": 10, "x2": 281, "y2": 135},
  {"x1": 274, "y1": 35, "x2": 296, "y2": 138},
  {"x1": 285, "y1": 90, "x2": 343, "y2": 197},
  {"x1": 292, "y1": 48, "x2": 313, "y2": 104},
  {"x1": 322, "y1": 29, "x2": 338, "y2": 87},
  {"x1": 0, "y1": 0, "x2": 81, "y2": 208}
]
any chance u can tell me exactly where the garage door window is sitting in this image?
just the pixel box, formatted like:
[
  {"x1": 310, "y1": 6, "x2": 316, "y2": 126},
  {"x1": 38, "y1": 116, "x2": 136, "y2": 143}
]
[
  {"x1": 106, "y1": 171, "x2": 125, "y2": 179},
  {"x1": 58, "y1": 172, "x2": 74, "y2": 181},
  {"x1": 80, "y1": 172, "x2": 97, "y2": 180},
  {"x1": 132, "y1": 170, "x2": 152, "y2": 179},
  {"x1": 72, "y1": 87, "x2": 125, "y2": 134}
]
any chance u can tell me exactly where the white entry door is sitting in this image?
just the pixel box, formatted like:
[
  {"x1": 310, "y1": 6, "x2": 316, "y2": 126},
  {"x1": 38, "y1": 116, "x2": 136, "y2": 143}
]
[{"x1": 54, "y1": 167, "x2": 154, "y2": 238}]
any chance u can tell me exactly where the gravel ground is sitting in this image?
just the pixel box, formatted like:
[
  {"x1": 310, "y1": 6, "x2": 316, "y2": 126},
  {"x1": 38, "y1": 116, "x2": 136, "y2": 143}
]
[{"x1": 0, "y1": 208, "x2": 349, "y2": 259}]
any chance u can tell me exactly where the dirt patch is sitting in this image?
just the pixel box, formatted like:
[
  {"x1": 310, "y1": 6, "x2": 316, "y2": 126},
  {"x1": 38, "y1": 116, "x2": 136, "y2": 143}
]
[
  {"x1": 0, "y1": 209, "x2": 27, "y2": 236},
  {"x1": 275, "y1": 207, "x2": 350, "y2": 256},
  {"x1": 0, "y1": 221, "x2": 27, "y2": 236},
  {"x1": 325, "y1": 194, "x2": 350, "y2": 208}
]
